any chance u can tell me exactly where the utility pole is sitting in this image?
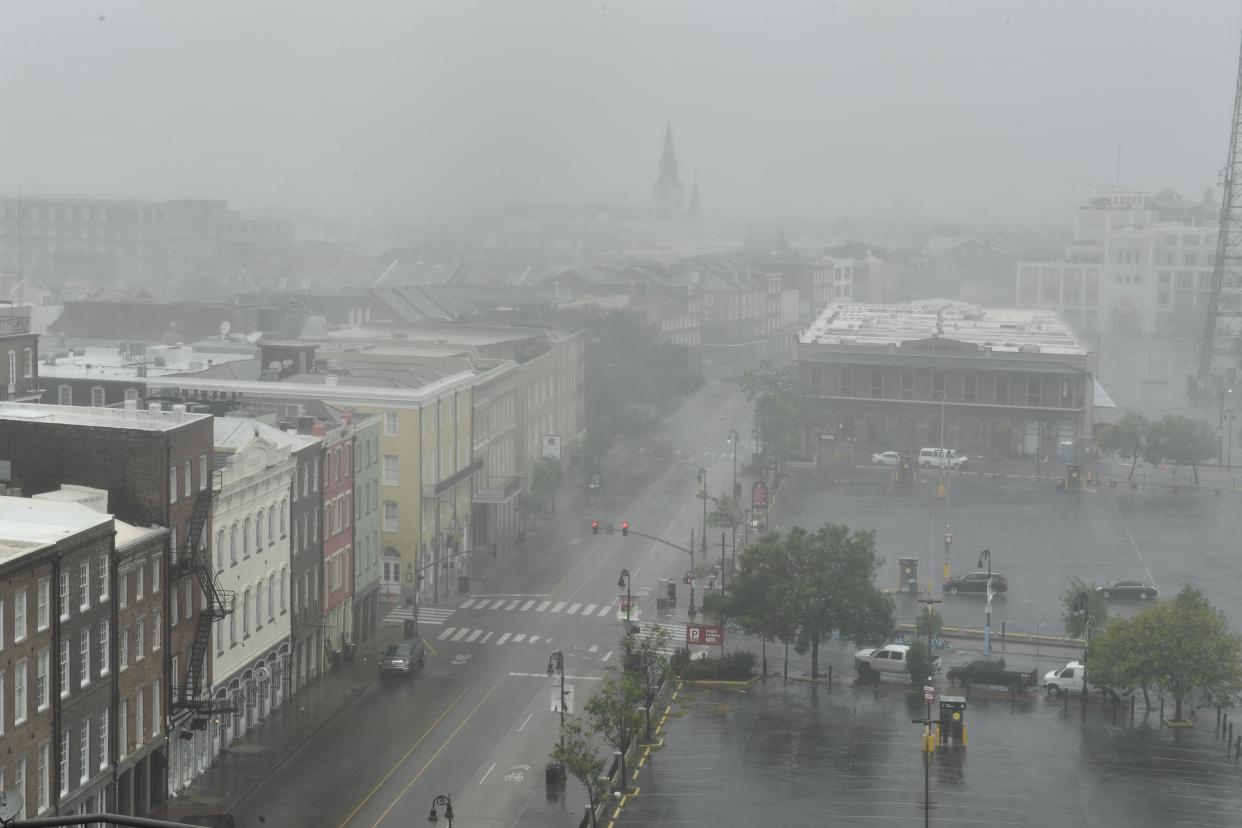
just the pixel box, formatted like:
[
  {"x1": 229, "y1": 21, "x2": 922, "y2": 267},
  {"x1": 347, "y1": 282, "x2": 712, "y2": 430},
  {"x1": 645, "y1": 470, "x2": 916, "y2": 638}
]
[{"x1": 979, "y1": 549, "x2": 993, "y2": 656}]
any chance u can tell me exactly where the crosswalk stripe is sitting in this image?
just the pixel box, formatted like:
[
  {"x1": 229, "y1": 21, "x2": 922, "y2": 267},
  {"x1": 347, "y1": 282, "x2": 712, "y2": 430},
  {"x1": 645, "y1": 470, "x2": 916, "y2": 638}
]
[
  {"x1": 480, "y1": 631, "x2": 494, "y2": 643},
  {"x1": 602, "y1": 650, "x2": 612, "y2": 662},
  {"x1": 568, "y1": 603, "x2": 582, "y2": 615},
  {"x1": 529, "y1": 635, "x2": 540, "y2": 645},
  {"x1": 452, "y1": 628, "x2": 469, "y2": 642},
  {"x1": 460, "y1": 599, "x2": 475, "y2": 609},
  {"x1": 588, "y1": 644, "x2": 599, "y2": 653},
  {"x1": 497, "y1": 633, "x2": 511, "y2": 646},
  {"x1": 552, "y1": 602, "x2": 566, "y2": 613},
  {"x1": 598, "y1": 605, "x2": 612, "y2": 617},
  {"x1": 506, "y1": 600, "x2": 520, "y2": 611},
  {"x1": 583, "y1": 604, "x2": 597, "y2": 615},
  {"x1": 536, "y1": 601, "x2": 551, "y2": 612},
  {"x1": 466, "y1": 630, "x2": 482, "y2": 643},
  {"x1": 438, "y1": 627, "x2": 455, "y2": 640},
  {"x1": 513, "y1": 633, "x2": 526, "y2": 643},
  {"x1": 521, "y1": 600, "x2": 535, "y2": 611}
]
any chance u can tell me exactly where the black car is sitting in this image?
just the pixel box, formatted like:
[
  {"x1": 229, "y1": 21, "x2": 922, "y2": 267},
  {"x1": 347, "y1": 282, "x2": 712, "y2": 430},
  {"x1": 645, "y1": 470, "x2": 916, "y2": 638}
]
[
  {"x1": 380, "y1": 641, "x2": 425, "y2": 676},
  {"x1": 1096, "y1": 580, "x2": 1158, "y2": 600},
  {"x1": 943, "y1": 570, "x2": 1008, "y2": 596}
]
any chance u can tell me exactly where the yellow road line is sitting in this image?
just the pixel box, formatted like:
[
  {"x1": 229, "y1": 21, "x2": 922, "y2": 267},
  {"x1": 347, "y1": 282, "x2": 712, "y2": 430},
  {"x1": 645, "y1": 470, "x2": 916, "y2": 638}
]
[
  {"x1": 422, "y1": 637, "x2": 437, "y2": 657},
  {"x1": 369, "y1": 674, "x2": 508, "y2": 828},
  {"x1": 336, "y1": 684, "x2": 471, "y2": 828}
]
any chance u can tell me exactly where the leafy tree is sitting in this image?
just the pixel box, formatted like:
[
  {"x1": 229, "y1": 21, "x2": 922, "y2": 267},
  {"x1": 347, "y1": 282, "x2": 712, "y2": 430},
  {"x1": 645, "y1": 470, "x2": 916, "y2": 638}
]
[
  {"x1": 1097, "y1": 410, "x2": 1150, "y2": 480},
  {"x1": 706, "y1": 494, "x2": 745, "y2": 533},
  {"x1": 1090, "y1": 586, "x2": 1242, "y2": 720},
  {"x1": 915, "y1": 606, "x2": 944, "y2": 640},
  {"x1": 723, "y1": 534, "x2": 797, "y2": 678},
  {"x1": 584, "y1": 675, "x2": 644, "y2": 794},
  {"x1": 1143, "y1": 415, "x2": 1217, "y2": 485},
  {"x1": 621, "y1": 623, "x2": 671, "y2": 743},
  {"x1": 550, "y1": 717, "x2": 609, "y2": 828},
  {"x1": 739, "y1": 362, "x2": 828, "y2": 477},
  {"x1": 906, "y1": 640, "x2": 935, "y2": 687},
  {"x1": 528, "y1": 457, "x2": 564, "y2": 517},
  {"x1": 1060, "y1": 578, "x2": 1109, "y2": 640},
  {"x1": 574, "y1": 423, "x2": 613, "y2": 476}
]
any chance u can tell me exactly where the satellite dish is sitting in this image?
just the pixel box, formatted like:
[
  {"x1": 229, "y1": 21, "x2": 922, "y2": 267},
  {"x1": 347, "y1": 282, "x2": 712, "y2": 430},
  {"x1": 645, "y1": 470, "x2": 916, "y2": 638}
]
[{"x1": 219, "y1": 320, "x2": 232, "y2": 337}]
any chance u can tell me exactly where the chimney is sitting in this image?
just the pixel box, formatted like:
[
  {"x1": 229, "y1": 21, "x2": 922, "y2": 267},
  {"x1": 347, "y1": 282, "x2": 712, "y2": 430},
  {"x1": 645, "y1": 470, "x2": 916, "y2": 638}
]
[
  {"x1": 124, "y1": 399, "x2": 138, "y2": 411},
  {"x1": 311, "y1": 422, "x2": 327, "y2": 437},
  {"x1": 172, "y1": 404, "x2": 187, "y2": 420},
  {"x1": 147, "y1": 403, "x2": 160, "y2": 414}
]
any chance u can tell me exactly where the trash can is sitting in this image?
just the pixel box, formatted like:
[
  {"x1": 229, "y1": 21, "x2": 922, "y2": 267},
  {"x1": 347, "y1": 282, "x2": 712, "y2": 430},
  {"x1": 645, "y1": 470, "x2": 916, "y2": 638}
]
[{"x1": 545, "y1": 763, "x2": 565, "y2": 787}]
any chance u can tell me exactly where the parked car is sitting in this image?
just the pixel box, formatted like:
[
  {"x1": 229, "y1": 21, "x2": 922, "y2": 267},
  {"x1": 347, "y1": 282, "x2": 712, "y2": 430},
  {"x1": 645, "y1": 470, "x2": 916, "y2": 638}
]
[
  {"x1": 872, "y1": 451, "x2": 901, "y2": 467},
  {"x1": 585, "y1": 473, "x2": 603, "y2": 494},
  {"x1": 854, "y1": 643, "x2": 940, "y2": 678},
  {"x1": 918, "y1": 447, "x2": 968, "y2": 469},
  {"x1": 1043, "y1": 660, "x2": 1126, "y2": 698},
  {"x1": 943, "y1": 570, "x2": 1008, "y2": 596},
  {"x1": 946, "y1": 658, "x2": 1037, "y2": 691},
  {"x1": 1096, "y1": 580, "x2": 1158, "y2": 600},
  {"x1": 380, "y1": 640, "x2": 426, "y2": 677}
]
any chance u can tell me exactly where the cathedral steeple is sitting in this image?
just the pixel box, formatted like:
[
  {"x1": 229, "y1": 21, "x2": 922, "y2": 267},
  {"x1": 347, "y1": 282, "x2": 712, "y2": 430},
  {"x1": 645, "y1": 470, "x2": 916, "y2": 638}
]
[
  {"x1": 653, "y1": 119, "x2": 684, "y2": 218},
  {"x1": 686, "y1": 176, "x2": 701, "y2": 219}
]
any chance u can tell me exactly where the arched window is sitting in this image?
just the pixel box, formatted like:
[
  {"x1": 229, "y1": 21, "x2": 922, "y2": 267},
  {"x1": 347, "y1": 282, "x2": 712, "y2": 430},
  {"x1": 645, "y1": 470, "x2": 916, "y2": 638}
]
[
  {"x1": 242, "y1": 588, "x2": 251, "y2": 636},
  {"x1": 255, "y1": 579, "x2": 264, "y2": 629},
  {"x1": 243, "y1": 517, "x2": 251, "y2": 557},
  {"x1": 267, "y1": 509, "x2": 274, "y2": 545},
  {"x1": 230, "y1": 523, "x2": 239, "y2": 564},
  {"x1": 279, "y1": 500, "x2": 287, "y2": 537},
  {"x1": 280, "y1": 567, "x2": 288, "y2": 613},
  {"x1": 255, "y1": 510, "x2": 264, "y2": 547},
  {"x1": 229, "y1": 608, "x2": 237, "y2": 645},
  {"x1": 268, "y1": 575, "x2": 276, "y2": 621},
  {"x1": 216, "y1": 530, "x2": 225, "y2": 571}
]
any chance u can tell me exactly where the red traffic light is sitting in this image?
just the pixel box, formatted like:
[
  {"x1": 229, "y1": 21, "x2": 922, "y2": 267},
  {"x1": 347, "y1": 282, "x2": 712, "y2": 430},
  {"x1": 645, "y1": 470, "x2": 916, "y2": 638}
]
[
  {"x1": 591, "y1": 520, "x2": 600, "y2": 535},
  {"x1": 621, "y1": 521, "x2": 629, "y2": 536}
]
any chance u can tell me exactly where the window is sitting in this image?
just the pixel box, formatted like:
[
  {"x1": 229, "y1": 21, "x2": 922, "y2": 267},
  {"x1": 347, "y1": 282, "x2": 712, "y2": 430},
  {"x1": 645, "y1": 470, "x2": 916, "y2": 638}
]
[
  {"x1": 385, "y1": 411, "x2": 398, "y2": 436},
  {"x1": 383, "y1": 501, "x2": 399, "y2": 532},
  {"x1": 79, "y1": 560, "x2": 90, "y2": 610},
  {"x1": 184, "y1": 460, "x2": 192, "y2": 498},
  {"x1": 15, "y1": 658, "x2": 28, "y2": 724},
  {"x1": 118, "y1": 571, "x2": 128, "y2": 609},
  {"x1": 135, "y1": 688, "x2": 144, "y2": 747},
  {"x1": 124, "y1": 387, "x2": 139, "y2": 403},
  {"x1": 964, "y1": 374, "x2": 977, "y2": 403},
  {"x1": 255, "y1": 510, "x2": 264, "y2": 548},
  {"x1": 838, "y1": 369, "x2": 852, "y2": 396},
  {"x1": 301, "y1": 462, "x2": 309, "y2": 497},
  {"x1": 243, "y1": 517, "x2": 251, "y2": 557},
  {"x1": 216, "y1": 530, "x2": 225, "y2": 571},
  {"x1": 35, "y1": 648, "x2": 48, "y2": 711},
  {"x1": 153, "y1": 611, "x2": 161, "y2": 651},
  {"x1": 312, "y1": 509, "x2": 318, "y2": 541},
  {"x1": 869, "y1": 368, "x2": 882, "y2": 398},
  {"x1": 995, "y1": 375, "x2": 1009, "y2": 405},
  {"x1": 13, "y1": 755, "x2": 23, "y2": 817},
  {"x1": 900, "y1": 370, "x2": 914, "y2": 400},
  {"x1": 230, "y1": 524, "x2": 238, "y2": 565},
  {"x1": 242, "y1": 588, "x2": 251, "y2": 637},
  {"x1": 90, "y1": 386, "x2": 106, "y2": 407},
  {"x1": 119, "y1": 626, "x2": 128, "y2": 670},
  {"x1": 135, "y1": 619, "x2": 144, "y2": 660},
  {"x1": 229, "y1": 609, "x2": 236, "y2": 646},
  {"x1": 14, "y1": 589, "x2": 26, "y2": 642},
  {"x1": 22, "y1": 347, "x2": 31, "y2": 378},
  {"x1": 382, "y1": 455, "x2": 399, "y2": 485},
  {"x1": 36, "y1": 580, "x2": 48, "y2": 630},
  {"x1": 118, "y1": 699, "x2": 128, "y2": 758},
  {"x1": 268, "y1": 509, "x2": 274, "y2": 545},
  {"x1": 152, "y1": 679, "x2": 161, "y2": 737},
  {"x1": 79, "y1": 627, "x2": 91, "y2": 686},
  {"x1": 932, "y1": 372, "x2": 945, "y2": 399},
  {"x1": 58, "y1": 732, "x2": 67, "y2": 795},
  {"x1": 170, "y1": 586, "x2": 179, "y2": 627},
  {"x1": 99, "y1": 623, "x2": 109, "y2": 675},
  {"x1": 280, "y1": 501, "x2": 287, "y2": 537},
  {"x1": 184, "y1": 579, "x2": 193, "y2": 619},
  {"x1": 256, "y1": 580, "x2": 264, "y2": 629},
  {"x1": 311, "y1": 459, "x2": 318, "y2": 491},
  {"x1": 58, "y1": 385, "x2": 72, "y2": 405},
  {"x1": 37, "y1": 742, "x2": 49, "y2": 812},
  {"x1": 99, "y1": 708, "x2": 108, "y2": 770},
  {"x1": 98, "y1": 555, "x2": 108, "y2": 602},
  {"x1": 135, "y1": 563, "x2": 144, "y2": 601},
  {"x1": 1027, "y1": 376, "x2": 1041, "y2": 405},
  {"x1": 79, "y1": 718, "x2": 90, "y2": 784},
  {"x1": 199, "y1": 454, "x2": 208, "y2": 490},
  {"x1": 268, "y1": 577, "x2": 275, "y2": 622},
  {"x1": 152, "y1": 554, "x2": 160, "y2": 593},
  {"x1": 280, "y1": 567, "x2": 288, "y2": 613},
  {"x1": 169, "y1": 464, "x2": 178, "y2": 503}
]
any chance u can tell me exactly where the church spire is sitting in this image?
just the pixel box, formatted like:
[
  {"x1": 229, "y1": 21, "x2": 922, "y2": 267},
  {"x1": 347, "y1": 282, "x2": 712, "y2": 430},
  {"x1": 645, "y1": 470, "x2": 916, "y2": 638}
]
[{"x1": 653, "y1": 118, "x2": 684, "y2": 218}]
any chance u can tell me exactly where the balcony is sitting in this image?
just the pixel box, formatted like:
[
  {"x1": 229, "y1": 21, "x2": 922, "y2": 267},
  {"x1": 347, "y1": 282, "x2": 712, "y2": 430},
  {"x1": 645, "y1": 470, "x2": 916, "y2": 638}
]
[
  {"x1": 475, "y1": 476, "x2": 522, "y2": 505},
  {"x1": 0, "y1": 377, "x2": 41, "y2": 402},
  {"x1": 0, "y1": 316, "x2": 31, "y2": 336}
]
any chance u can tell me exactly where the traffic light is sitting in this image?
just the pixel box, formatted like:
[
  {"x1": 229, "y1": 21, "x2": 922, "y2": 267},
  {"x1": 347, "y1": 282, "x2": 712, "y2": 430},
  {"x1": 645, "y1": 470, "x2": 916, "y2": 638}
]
[
  {"x1": 591, "y1": 520, "x2": 599, "y2": 535},
  {"x1": 621, "y1": 521, "x2": 629, "y2": 536}
]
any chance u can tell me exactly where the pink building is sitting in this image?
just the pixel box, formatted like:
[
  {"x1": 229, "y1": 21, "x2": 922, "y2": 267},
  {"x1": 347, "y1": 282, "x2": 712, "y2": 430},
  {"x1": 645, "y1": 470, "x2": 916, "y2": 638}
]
[{"x1": 317, "y1": 416, "x2": 355, "y2": 654}]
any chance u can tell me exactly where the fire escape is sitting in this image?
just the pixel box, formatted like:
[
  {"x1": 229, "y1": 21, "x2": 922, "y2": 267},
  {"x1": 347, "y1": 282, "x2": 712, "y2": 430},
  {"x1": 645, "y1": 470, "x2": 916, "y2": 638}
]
[{"x1": 174, "y1": 473, "x2": 235, "y2": 714}]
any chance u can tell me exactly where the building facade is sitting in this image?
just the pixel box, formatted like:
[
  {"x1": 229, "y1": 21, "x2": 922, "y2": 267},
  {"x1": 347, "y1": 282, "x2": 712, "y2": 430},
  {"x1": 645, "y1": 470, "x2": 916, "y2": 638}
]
[
  {"x1": 286, "y1": 437, "x2": 323, "y2": 693},
  {"x1": 0, "y1": 313, "x2": 40, "y2": 403},
  {"x1": 319, "y1": 419, "x2": 354, "y2": 655},
  {"x1": 349, "y1": 412, "x2": 381, "y2": 645}
]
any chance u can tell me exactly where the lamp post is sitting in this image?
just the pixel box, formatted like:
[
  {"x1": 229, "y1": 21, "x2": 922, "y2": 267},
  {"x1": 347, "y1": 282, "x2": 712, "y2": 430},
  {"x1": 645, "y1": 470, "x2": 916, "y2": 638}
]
[
  {"x1": 727, "y1": 429, "x2": 741, "y2": 579},
  {"x1": 1220, "y1": 385, "x2": 1233, "y2": 465},
  {"x1": 427, "y1": 794, "x2": 454, "y2": 826},
  {"x1": 618, "y1": 568, "x2": 633, "y2": 656},
  {"x1": 1073, "y1": 593, "x2": 1092, "y2": 705},
  {"x1": 727, "y1": 429, "x2": 740, "y2": 498},
  {"x1": 978, "y1": 548, "x2": 993, "y2": 656},
  {"x1": 548, "y1": 651, "x2": 567, "y2": 758},
  {"x1": 1229, "y1": 410, "x2": 1236, "y2": 471},
  {"x1": 696, "y1": 467, "x2": 708, "y2": 565},
  {"x1": 687, "y1": 528, "x2": 697, "y2": 619},
  {"x1": 432, "y1": 498, "x2": 460, "y2": 605}
]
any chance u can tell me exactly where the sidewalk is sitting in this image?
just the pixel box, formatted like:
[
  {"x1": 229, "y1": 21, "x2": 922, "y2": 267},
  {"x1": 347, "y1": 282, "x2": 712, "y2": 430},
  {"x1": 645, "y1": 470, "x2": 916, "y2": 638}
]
[{"x1": 157, "y1": 620, "x2": 405, "y2": 822}]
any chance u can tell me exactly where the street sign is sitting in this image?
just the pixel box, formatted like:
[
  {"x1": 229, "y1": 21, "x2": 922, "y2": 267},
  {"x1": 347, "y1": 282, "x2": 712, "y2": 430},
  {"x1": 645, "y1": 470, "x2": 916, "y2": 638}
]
[
  {"x1": 683, "y1": 571, "x2": 695, "y2": 585},
  {"x1": 751, "y1": 481, "x2": 768, "y2": 509},
  {"x1": 923, "y1": 685, "x2": 935, "y2": 703},
  {"x1": 686, "y1": 624, "x2": 724, "y2": 646},
  {"x1": 0, "y1": 790, "x2": 22, "y2": 821},
  {"x1": 618, "y1": 594, "x2": 637, "y2": 611},
  {"x1": 551, "y1": 684, "x2": 575, "y2": 714}
]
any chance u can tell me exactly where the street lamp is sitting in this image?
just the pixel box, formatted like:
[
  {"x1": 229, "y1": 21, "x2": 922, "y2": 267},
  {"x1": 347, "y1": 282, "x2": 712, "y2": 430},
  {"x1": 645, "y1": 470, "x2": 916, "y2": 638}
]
[
  {"x1": 727, "y1": 429, "x2": 741, "y2": 579},
  {"x1": 978, "y1": 549, "x2": 993, "y2": 656},
  {"x1": 427, "y1": 794, "x2": 454, "y2": 826},
  {"x1": 1220, "y1": 385, "x2": 1234, "y2": 465},
  {"x1": 432, "y1": 498, "x2": 461, "y2": 605},
  {"x1": 696, "y1": 467, "x2": 708, "y2": 564},
  {"x1": 548, "y1": 651, "x2": 567, "y2": 758},
  {"x1": 618, "y1": 569, "x2": 633, "y2": 639},
  {"x1": 727, "y1": 429, "x2": 741, "y2": 499},
  {"x1": 1229, "y1": 410, "x2": 1236, "y2": 471}
]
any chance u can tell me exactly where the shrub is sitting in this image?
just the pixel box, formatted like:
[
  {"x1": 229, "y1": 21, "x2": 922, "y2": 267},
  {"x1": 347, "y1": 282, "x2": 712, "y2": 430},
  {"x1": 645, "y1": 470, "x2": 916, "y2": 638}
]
[{"x1": 678, "y1": 650, "x2": 757, "y2": 681}]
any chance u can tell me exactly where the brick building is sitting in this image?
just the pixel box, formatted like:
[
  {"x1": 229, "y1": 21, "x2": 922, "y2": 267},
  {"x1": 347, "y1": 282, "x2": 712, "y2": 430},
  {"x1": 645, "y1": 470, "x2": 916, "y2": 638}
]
[
  {"x1": 0, "y1": 313, "x2": 41, "y2": 403},
  {"x1": 319, "y1": 419, "x2": 354, "y2": 655}
]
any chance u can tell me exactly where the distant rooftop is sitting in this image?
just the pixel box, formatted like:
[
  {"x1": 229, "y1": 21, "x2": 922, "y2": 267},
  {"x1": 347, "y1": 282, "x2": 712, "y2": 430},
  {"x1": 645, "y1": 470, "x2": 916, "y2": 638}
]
[
  {"x1": 40, "y1": 344, "x2": 254, "y2": 381},
  {"x1": 800, "y1": 300, "x2": 1086, "y2": 355},
  {"x1": 146, "y1": 369, "x2": 481, "y2": 409},
  {"x1": 0, "y1": 498, "x2": 111, "y2": 566},
  {"x1": 0, "y1": 401, "x2": 211, "y2": 431}
]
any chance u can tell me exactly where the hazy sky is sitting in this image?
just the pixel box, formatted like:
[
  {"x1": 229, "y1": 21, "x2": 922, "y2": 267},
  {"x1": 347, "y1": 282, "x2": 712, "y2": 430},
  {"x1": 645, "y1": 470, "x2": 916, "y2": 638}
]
[{"x1": 2, "y1": 1, "x2": 1240, "y2": 225}]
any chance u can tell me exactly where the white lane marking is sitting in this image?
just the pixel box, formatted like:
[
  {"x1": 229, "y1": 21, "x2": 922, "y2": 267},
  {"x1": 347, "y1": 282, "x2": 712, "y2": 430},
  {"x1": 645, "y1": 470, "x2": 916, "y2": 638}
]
[
  {"x1": 536, "y1": 601, "x2": 551, "y2": 612},
  {"x1": 518, "y1": 713, "x2": 534, "y2": 733},
  {"x1": 480, "y1": 631, "x2": 494, "y2": 644},
  {"x1": 480, "y1": 762, "x2": 497, "y2": 784},
  {"x1": 551, "y1": 602, "x2": 566, "y2": 613},
  {"x1": 583, "y1": 604, "x2": 597, "y2": 615},
  {"x1": 506, "y1": 600, "x2": 520, "y2": 611},
  {"x1": 529, "y1": 635, "x2": 540, "y2": 645},
  {"x1": 508, "y1": 672, "x2": 604, "y2": 681},
  {"x1": 452, "y1": 628, "x2": 470, "y2": 642},
  {"x1": 466, "y1": 629, "x2": 482, "y2": 643},
  {"x1": 601, "y1": 650, "x2": 613, "y2": 662},
  {"x1": 438, "y1": 627, "x2": 456, "y2": 641},
  {"x1": 567, "y1": 603, "x2": 582, "y2": 615},
  {"x1": 521, "y1": 600, "x2": 535, "y2": 611},
  {"x1": 598, "y1": 605, "x2": 612, "y2": 617},
  {"x1": 492, "y1": 599, "x2": 508, "y2": 610},
  {"x1": 497, "y1": 632, "x2": 512, "y2": 646},
  {"x1": 513, "y1": 633, "x2": 526, "y2": 643},
  {"x1": 588, "y1": 644, "x2": 599, "y2": 653},
  {"x1": 460, "y1": 599, "x2": 475, "y2": 609}
]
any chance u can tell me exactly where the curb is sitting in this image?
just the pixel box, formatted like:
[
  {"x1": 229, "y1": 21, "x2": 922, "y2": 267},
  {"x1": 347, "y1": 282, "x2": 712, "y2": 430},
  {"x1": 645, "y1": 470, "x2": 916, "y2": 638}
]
[
  {"x1": 680, "y1": 675, "x2": 761, "y2": 688},
  {"x1": 896, "y1": 622, "x2": 1085, "y2": 649}
]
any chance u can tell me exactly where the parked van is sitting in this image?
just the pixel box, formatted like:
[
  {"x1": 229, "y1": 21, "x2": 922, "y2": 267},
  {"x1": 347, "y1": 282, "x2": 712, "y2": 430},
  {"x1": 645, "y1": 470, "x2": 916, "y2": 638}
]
[{"x1": 918, "y1": 448, "x2": 968, "y2": 469}]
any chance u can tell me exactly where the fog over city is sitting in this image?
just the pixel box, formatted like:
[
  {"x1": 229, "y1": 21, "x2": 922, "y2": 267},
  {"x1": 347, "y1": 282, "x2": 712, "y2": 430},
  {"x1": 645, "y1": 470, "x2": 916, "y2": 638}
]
[{"x1": 1, "y1": 1, "x2": 1239, "y2": 223}]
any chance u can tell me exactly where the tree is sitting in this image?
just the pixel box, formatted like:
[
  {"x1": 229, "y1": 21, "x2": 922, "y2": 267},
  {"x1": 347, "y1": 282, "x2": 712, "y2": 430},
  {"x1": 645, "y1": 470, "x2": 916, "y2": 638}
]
[
  {"x1": 1096, "y1": 410, "x2": 1150, "y2": 480},
  {"x1": 1144, "y1": 415, "x2": 1216, "y2": 485},
  {"x1": 1089, "y1": 587, "x2": 1242, "y2": 720},
  {"x1": 622, "y1": 623, "x2": 671, "y2": 743},
  {"x1": 1060, "y1": 578, "x2": 1109, "y2": 640},
  {"x1": 915, "y1": 606, "x2": 944, "y2": 640},
  {"x1": 528, "y1": 457, "x2": 564, "y2": 518},
  {"x1": 723, "y1": 534, "x2": 797, "y2": 678},
  {"x1": 550, "y1": 717, "x2": 609, "y2": 828},
  {"x1": 574, "y1": 423, "x2": 613, "y2": 476},
  {"x1": 706, "y1": 494, "x2": 745, "y2": 533},
  {"x1": 739, "y1": 362, "x2": 828, "y2": 479},
  {"x1": 906, "y1": 640, "x2": 935, "y2": 687},
  {"x1": 584, "y1": 675, "x2": 644, "y2": 795}
]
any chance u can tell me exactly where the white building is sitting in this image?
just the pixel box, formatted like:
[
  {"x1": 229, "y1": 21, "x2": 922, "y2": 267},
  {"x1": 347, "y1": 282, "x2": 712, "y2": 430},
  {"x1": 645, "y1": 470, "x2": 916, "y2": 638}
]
[
  {"x1": 1016, "y1": 186, "x2": 1219, "y2": 337},
  {"x1": 207, "y1": 418, "x2": 306, "y2": 752}
]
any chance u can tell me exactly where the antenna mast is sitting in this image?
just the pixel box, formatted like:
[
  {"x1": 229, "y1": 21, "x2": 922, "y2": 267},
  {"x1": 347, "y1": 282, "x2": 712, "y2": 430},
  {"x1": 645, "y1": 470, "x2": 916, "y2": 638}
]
[{"x1": 1199, "y1": 28, "x2": 1242, "y2": 381}]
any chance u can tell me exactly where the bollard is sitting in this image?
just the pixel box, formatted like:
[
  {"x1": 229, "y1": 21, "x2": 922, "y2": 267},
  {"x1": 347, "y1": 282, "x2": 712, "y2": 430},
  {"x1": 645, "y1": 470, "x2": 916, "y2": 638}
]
[
  {"x1": 1218, "y1": 707, "x2": 1223, "y2": 732},
  {"x1": 1130, "y1": 694, "x2": 1135, "y2": 727},
  {"x1": 828, "y1": 665, "x2": 833, "y2": 691},
  {"x1": 1230, "y1": 722, "x2": 1234, "y2": 746},
  {"x1": 1063, "y1": 687, "x2": 1069, "y2": 717},
  {"x1": 1236, "y1": 735, "x2": 1240, "y2": 759},
  {"x1": 1001, "y1": 622, "x2": 1006, "y2": 652},
  {"x1": 1160, "y1": 698, "x2": 1165, "y2": 725},
  {"x1": 874, "y1": 672, "x2": 880, "y2": 700}
]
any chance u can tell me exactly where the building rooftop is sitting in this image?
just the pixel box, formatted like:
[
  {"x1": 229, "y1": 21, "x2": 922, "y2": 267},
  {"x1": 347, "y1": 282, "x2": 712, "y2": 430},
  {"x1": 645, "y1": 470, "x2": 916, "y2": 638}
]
[
  {"x1": 0, "y1": 401, "x2": 211, "y2": 431},
  {"x1": 0, "y1": 498, "x2": 111, "y2": 565},
  {"x1": 214, "y1": 417, "x2": 320, "y2": 453},
  {"x1": 146, "y1": 368, "x2": 483, "y2": 409},
  {"x1": 39, "y1": 344, "x2": 254, "y2": 382},
  {"x1": 799, "y1": 300, "x2": 1086, "y2": 355}
]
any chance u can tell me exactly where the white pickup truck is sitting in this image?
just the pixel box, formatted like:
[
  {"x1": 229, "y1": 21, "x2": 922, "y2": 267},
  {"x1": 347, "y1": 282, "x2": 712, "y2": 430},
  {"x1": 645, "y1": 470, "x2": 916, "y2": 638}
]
[{"x1": 854, "y1": 643, "x2": 941, "y2": 678}]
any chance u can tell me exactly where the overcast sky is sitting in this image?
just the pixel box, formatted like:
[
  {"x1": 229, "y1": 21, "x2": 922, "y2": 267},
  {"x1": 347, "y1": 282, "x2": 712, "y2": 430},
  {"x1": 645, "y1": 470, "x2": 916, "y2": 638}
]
[{"x1": 1, "y1": 1, "x2": 1240, "y2": 225}]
